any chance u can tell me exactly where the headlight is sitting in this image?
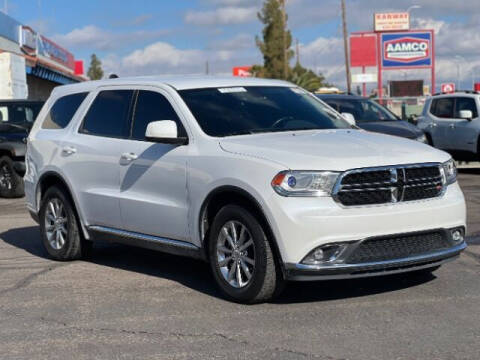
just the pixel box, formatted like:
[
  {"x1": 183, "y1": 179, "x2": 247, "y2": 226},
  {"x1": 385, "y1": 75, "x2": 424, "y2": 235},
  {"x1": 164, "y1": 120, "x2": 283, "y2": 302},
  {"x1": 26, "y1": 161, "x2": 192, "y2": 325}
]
[
  {"x1": 416, "y1": 134, "x2": 428, "y2": 143},
  {"x1": 442, "y1": 159, "x2": 457, "y2": 185},
  {"x1": 271, "y1": 171, "x2": 340, "y2": 197}
]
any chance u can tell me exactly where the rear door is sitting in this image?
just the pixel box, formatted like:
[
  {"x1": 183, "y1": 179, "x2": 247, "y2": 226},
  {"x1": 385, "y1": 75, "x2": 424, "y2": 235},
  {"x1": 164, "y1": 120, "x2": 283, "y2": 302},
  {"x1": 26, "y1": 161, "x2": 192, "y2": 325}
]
[
  {"x1": 428, "y1": 97, "x2": 454, "y2": 149},
  {"x1": 450, "y1": 97, "x2": 479, "y2": 153},
  {"x1": 118, "y1": 88, "x2": 191, "y2": 241},
  {"x1": 61, "y1": 88, "x2": 135, "y2": 229}
]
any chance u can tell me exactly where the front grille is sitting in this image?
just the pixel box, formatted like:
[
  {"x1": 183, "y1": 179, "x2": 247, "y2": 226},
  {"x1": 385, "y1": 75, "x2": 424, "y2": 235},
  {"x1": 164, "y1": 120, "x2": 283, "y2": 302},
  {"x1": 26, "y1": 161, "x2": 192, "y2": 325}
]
[
  {"x1": 335, "y1": 164, "x2": 444, "y2": 206},
  {"x1": 346, "y1": 231, "x2": 451, "y2": 264}
]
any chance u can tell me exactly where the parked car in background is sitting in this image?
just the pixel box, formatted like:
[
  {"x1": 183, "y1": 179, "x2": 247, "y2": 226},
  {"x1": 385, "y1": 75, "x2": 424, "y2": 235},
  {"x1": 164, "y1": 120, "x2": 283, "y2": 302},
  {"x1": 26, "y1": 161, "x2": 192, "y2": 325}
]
[
  {"x1": 25, "y1": 77, "x2": 466, "y2": 303},
  {"x1": 417, "y1": 91, "x2": 480, "y2": 160},
  {"x1": 0, "y1": 99, "x2": 43, "y2": 197},
  {"x1": 317, "y1": 94, "x2": 428, "y2": 143}
]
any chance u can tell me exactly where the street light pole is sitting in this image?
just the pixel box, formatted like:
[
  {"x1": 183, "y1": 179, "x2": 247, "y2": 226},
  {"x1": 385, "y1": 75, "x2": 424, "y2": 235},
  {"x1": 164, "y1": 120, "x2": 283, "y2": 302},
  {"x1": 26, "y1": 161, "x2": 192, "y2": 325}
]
[
  {"x1": 455, "y1": 55, "x2": 465, "y2": 90},
  {"x1": 341, "y1": 0, "x2": 351, "y2": 93},
  {"x1": 281, "y1": 0, "x2": 288, "y2": 80}
]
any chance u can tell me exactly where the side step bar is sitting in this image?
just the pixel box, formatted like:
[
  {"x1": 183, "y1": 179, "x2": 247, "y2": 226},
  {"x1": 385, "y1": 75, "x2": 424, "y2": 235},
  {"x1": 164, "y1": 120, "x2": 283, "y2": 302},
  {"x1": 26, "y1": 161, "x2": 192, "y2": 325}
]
[{"x1": 88, "y1": 226, "x2": 204, "y2": 260}]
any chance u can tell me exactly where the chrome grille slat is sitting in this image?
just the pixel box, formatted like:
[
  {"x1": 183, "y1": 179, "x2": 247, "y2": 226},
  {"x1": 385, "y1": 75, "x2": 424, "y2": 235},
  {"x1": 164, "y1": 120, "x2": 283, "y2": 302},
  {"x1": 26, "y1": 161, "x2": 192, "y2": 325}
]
[{"x1": 333, "y1": 163, "x2": 444, "y2": 206}]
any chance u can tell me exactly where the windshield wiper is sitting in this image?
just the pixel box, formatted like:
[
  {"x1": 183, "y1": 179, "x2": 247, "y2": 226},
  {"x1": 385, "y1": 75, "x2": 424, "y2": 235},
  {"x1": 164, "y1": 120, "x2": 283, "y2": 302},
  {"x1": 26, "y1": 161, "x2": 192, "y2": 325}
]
[{"x1": 222, "y1": 130, "x2": 254, "y2": 136}]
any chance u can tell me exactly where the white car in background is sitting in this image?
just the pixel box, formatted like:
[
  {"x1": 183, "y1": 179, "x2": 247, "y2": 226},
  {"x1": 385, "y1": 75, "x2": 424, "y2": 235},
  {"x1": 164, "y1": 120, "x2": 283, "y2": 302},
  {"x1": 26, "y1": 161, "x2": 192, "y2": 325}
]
[
  {"x1": 417, "y1": 91, "x2": 480, "y2": 160},
  {"x1": 25, "y1": 76, "x2": 467, "y2": 303}
]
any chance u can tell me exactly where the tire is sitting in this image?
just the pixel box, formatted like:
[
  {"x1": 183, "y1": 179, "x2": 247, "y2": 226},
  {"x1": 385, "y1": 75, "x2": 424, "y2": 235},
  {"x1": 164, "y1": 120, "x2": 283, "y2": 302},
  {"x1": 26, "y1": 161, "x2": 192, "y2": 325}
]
[
  {"x1": 208, "y1": 204, "x2": 285, "y2": 303},
  {"x1": 39, "y1": 186, "x2": 92, "y2": 261},
  {"x1": 0, "y1": 156, "x2": 24, "y2": 198}
]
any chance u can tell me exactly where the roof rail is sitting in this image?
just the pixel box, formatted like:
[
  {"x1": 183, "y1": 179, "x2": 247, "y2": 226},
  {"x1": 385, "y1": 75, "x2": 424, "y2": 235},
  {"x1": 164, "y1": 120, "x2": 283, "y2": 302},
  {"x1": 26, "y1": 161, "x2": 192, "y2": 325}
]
[{"x1": 433, "y1": 90, "x2": 480, "y2": 96}]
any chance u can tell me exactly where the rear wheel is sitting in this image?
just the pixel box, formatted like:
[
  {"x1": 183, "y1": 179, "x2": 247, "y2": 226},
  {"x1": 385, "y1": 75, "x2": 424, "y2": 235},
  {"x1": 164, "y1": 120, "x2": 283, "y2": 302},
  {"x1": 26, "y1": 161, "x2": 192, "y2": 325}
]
[
  {"x1": 39, "y1": 186, "x2": 92, "y2": 261},
  {"x1": 208, "y1": 204, "x2": 284, "y2": 304},
  {"x1": 0, "y1": 156, "x2": 24, "y2": 198}
]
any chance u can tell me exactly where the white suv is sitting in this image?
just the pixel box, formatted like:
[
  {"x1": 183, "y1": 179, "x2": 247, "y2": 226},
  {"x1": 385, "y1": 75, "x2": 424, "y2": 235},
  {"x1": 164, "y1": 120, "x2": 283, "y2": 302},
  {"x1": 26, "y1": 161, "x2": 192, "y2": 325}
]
[
  {"x1": 25, "y1": 77, "x2": 467, "y2": 303},
  {"x1": 417, "y1": 92, "x2": 480, "y2": 160}
]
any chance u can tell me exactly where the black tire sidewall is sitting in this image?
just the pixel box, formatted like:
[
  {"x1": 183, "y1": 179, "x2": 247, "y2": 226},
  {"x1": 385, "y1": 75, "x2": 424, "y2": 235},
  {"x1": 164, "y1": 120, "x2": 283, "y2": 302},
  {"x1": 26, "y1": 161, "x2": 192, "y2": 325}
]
[
  {"x1": 0, "y1": 156, "x2": 24, "y2": 198},
  {"x1": 208, "y1": 205, "x2": 270, "y2": 302},
  {"x1": 39, "y1": 186, "x2": 81, "y2": 260}
]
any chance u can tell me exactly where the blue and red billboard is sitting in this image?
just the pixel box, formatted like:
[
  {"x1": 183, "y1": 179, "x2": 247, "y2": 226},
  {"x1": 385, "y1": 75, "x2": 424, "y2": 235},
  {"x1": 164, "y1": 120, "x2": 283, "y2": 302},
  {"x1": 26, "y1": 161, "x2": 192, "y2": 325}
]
[{"x1": 381, "y1": 31, "x2": 432, "y2": 68}]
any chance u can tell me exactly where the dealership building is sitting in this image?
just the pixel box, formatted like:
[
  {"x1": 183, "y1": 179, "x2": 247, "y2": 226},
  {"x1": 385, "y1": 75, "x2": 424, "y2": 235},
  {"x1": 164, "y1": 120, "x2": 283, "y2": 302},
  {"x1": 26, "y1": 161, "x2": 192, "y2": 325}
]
[{"x1": 0, "y1": 11, "x2": 85, "y2": 100}]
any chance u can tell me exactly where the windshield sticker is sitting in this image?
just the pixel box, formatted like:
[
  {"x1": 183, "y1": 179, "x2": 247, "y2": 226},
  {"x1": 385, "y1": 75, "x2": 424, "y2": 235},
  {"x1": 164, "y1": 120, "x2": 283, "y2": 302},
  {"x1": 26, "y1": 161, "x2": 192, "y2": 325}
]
[{"x1": 218, "y1": 87, "x2": 247, "y2": 94}]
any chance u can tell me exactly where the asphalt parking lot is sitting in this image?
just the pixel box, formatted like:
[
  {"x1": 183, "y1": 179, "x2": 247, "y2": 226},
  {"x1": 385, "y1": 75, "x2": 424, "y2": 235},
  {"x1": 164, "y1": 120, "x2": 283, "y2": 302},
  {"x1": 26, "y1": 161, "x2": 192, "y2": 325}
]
[{"x1": 0, "y1": 170, "x2": 479, "y2": 360}]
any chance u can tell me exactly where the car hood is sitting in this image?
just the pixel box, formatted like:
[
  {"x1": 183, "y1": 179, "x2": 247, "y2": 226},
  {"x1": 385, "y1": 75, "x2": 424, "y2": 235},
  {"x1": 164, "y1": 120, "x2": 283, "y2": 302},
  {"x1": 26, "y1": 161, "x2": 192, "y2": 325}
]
[
  {"x1": 219, "y1": 129, "x2": 450, "y2": 171},
  {"x1": 358, "y1": 120, "x2": 423, "y2": 139}
]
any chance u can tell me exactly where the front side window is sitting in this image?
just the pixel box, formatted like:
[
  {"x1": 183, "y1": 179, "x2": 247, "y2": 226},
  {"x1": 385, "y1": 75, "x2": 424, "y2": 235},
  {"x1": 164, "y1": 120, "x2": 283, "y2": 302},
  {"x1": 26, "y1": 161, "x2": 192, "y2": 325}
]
[
  {"x1": 131, "y1": 90, "x2": 186, "y2": 141},
  {"x1": 43, "y1": 94, "x2": 87, "y2": 129},
  {"x1": 455, "y1": 97, "x2": 478, "y2": 118},
  {"x1": 81, "y1": 90, "x2": 134, "y2": 138},
  {"x1": 179, "y1": 86, "x2": 351, "y2": 137},
  {"x1": 431, "y1": 98, "x2": 454, "y2": 118}
]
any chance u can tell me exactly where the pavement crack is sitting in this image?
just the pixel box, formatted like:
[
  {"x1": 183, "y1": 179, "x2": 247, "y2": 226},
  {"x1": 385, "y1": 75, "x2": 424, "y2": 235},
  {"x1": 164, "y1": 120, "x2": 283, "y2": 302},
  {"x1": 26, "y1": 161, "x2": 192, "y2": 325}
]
[{"x1": 0, "y1": 263, "x2": 67, "y2": 297}]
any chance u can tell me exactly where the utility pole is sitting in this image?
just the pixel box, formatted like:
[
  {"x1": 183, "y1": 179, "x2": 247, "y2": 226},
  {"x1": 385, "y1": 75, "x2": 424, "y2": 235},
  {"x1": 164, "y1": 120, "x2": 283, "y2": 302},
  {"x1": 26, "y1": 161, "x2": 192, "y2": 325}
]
[
  {"x1": 295, "y1": 38, "x2": 300, "y2": 66},
  {"x1": 281, "y1": 0, "x2": 288, "y2": 79},
  {"x1": 341, "y1": 0, "x2": 351, "y2": 93}
]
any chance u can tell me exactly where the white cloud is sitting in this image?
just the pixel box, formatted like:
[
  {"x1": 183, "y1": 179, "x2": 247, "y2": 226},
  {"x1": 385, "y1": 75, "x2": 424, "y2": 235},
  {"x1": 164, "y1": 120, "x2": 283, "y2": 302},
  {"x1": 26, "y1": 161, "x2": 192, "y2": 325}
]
[
  {"x1": 184, "y1": 6, "x2": 257, "y2": 26},
  {"x1": 52, "y1": 25, "x2": 168, "y2": 51}
]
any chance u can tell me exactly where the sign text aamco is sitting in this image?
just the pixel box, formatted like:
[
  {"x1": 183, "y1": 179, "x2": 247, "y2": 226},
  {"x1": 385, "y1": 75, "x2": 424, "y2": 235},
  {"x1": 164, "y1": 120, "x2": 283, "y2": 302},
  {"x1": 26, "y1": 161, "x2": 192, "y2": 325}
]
[
  {"x1": 381, "y1": 32, "x2": 432, "y2": 69},
  {"x1": 374, "y1": 12, "x2": 410, "y2": 32}
]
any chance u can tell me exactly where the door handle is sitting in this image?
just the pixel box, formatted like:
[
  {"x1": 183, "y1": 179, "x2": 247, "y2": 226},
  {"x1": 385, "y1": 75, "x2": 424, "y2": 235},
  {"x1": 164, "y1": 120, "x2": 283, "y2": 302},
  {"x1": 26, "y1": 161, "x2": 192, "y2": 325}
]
[
  {"x1": 449, "y1": 124, "x2": 455, "y2": 129},
  {"x1": 121, "y1": 152, "x2": 138, "y2": 162},
  {"x1": 62, "y1": 146, "x2": 77, "y2": 155}
]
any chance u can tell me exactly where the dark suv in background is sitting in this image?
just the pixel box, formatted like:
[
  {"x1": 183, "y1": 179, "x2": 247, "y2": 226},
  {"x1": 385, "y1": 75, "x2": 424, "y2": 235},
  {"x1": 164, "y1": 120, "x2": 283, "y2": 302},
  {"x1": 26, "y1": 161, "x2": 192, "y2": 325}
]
[
  {"x1": 0, "y1": 99, "x2": 44, "y2": 198},
  {"x1": 317, "y1": 94, "x2": 427, "y2": 143}
]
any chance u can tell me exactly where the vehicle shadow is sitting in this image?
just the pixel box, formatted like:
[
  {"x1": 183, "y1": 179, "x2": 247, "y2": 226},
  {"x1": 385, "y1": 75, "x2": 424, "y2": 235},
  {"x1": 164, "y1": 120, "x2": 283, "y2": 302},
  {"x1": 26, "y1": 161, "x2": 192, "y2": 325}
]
[
  {"x1": 0, "y1": 226, "x2": 437, "y2": 304},
  {"x1": 458, "y1": 168, "x2": 480, "y2": 175}
]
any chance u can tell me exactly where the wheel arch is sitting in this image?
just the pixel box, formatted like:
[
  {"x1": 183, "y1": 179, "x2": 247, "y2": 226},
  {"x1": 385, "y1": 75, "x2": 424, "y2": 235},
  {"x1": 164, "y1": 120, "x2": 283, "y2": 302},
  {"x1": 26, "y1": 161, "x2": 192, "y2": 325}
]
[
  {"x1": 198, "y1": 185, "x2": 285, "y2": 273},
  {"x1": 36, "y1": 171, "x2": 90, "y2": 240}
]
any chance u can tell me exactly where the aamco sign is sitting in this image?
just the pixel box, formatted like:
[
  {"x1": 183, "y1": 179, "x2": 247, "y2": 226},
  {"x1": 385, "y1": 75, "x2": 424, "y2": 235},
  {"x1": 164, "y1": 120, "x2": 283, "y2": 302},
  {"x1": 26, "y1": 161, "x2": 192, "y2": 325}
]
[{"x1": 382, "y1": 32, "x2": 432, "y2": 68}]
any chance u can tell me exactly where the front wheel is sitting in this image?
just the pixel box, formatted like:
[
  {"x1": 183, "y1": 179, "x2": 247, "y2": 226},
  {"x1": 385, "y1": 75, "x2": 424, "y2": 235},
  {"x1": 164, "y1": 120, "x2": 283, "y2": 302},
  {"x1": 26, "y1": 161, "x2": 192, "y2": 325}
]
[
  {"x1": 0, "y1": 156, "x2": 24, "y2": 198},
  {"x1": 208, "y1": 205, "x2": 284, "y2": 303}
]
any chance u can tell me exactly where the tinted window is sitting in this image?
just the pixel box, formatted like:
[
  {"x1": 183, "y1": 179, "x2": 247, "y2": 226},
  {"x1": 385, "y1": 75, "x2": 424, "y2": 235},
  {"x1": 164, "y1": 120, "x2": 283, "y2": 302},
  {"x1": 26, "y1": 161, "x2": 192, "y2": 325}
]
[
  {"x1": 456, "y1": 97, "x2": 478, "y2": 118},
  {"x1": 43, "y1": 94, "x2": 87, "y2": 129},
  {"x1": 179, "y1": 87, "x2": 350, "y2": 137},
  {"x1": 431, "y1": 98, "x2": 454, "y2": 118},
  {"x1": 131, "y1": 91, "x2": 186, "y2": 140},
  {"x1": 324, "y1": 98, "x2": 397, "y2": 123},
  {"x1": 81, "y1": 90, "x2": 134, "y2": 138}
]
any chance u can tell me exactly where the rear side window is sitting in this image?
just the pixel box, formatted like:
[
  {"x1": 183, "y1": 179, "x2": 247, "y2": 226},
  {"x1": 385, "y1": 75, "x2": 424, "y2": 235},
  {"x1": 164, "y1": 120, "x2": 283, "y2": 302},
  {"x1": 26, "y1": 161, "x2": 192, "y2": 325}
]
[
  {"x1": 431, "y1": 98, "x2": 454, "y2": 118},
  {"x1": 131, "y1": 90, "x2": 186, "y2": 141},
  {"x1": 81, "y1": 90, "x2": 134, "y2": 138},
  {"x1": 455, "y1": 97, "x2": 478, "y2": 118},
  {"x1": 42, "y1": 93, "x2": 87, "y2": 129}
]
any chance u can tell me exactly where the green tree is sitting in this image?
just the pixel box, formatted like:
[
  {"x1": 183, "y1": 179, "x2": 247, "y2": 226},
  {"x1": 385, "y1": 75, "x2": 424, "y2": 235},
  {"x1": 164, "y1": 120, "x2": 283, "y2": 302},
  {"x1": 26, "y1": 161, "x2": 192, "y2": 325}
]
[
  {"x1": 87, "y1": 54, "x2": 104, "y2": 80},
  {"x1": 289, "y1": 63, "x2": 329, "y2": 92},
  {"x1": 255, "y1": 0, "x2": 293, "y2": 79}
]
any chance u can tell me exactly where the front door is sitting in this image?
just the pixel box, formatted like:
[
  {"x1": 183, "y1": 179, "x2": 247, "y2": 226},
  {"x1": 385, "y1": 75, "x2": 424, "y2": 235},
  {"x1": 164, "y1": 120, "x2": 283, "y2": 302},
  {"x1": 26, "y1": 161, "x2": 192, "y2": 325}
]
[
  {"x1": 450, "y1": 97, "x2": 479, "y2": 153},
  {"x1": 429, "y1": 97, "x2": 455, "y2": 150},
  {"x1": 118, "y1": 89, "x2": 190, "y2": 242}
]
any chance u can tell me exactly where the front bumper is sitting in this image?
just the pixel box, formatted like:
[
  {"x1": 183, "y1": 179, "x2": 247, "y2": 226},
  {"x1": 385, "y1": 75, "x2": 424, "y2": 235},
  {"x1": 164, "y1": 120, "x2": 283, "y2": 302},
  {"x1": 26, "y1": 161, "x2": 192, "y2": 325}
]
[{"x1": 285, "y1": 239, "x2": 466, "y2": 281}]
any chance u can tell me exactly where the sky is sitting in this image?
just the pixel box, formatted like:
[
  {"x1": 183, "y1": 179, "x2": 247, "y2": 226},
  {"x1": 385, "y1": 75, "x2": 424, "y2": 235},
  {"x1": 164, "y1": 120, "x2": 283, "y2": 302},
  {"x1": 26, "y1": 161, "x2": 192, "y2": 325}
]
[{"x1": 3, "y1": 0, "x2": 480, "y2": 91}]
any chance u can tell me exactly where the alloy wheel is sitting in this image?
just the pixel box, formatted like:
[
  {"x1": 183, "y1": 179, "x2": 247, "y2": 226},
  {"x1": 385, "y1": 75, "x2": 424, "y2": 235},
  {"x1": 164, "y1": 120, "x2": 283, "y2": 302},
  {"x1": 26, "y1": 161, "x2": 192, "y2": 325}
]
[
  {"x1": 44, "y1": 198, "x2": 68, "y2": 250},
  {"x1": 216, "y1": 220, "x2": 256, "y2": 288},
  {"x1": 0, "y1": 164, "x2": 13, "y2": 190}
]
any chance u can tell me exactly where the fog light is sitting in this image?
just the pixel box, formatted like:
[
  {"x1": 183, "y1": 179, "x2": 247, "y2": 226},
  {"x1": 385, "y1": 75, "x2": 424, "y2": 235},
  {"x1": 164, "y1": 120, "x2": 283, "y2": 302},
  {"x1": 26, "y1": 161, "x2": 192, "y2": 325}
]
[
  {"x1": 451, "y1": 229, "x2": 464, "y2": 243},
  {"x1": 302, "y1": 243, "x2": 348, "y2": 265}
]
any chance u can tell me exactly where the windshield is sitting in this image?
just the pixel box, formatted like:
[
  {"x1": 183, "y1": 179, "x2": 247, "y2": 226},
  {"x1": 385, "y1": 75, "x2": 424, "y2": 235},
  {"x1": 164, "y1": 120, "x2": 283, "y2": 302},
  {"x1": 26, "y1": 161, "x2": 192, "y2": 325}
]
[
  {"x1": 0, "y1": 103, "x2": 43, "y2": 125},
  {"x1": 322, "y1": 98, "x2": 398, "y2": 123},
  {"x1": 179, "y1": 86, "x2": 351, "y2": 137}
]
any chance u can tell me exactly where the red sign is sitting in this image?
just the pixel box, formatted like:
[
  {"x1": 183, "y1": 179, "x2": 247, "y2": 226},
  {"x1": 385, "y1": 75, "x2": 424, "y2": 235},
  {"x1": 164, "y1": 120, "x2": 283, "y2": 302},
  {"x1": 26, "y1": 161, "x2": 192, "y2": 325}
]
[
  {"x1": 383, "y1": 37, "x2": 430, "y2": 64},
  {"x1": 441, "y1": 83, "x2": 455, "y2": 94},
  {"x1": 475, "y1": 83, "x2": 480, "y2": 92},
  {"x1": 74, "y1": 60, "x2": 84, "y2": 75},
  {"x1": 350, "y1": 35, "x2": 377, "y2": 67},
  {"x1": 233, "y1": 66, "x2": 252, "y2": 77}
]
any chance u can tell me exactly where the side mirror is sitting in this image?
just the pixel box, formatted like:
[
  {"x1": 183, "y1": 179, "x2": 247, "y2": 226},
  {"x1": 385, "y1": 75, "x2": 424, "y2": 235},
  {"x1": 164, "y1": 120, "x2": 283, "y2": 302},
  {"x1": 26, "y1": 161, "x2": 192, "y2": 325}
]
[
  {"x1": 341, "y1": 112, "x2": 356, "y2": 126},
  {"x1": 145, "y1": 120, "x2": 188, "y2": 145},
  {"x1": 459, "y1": 110, "x2": 473, "y2": 121}
]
